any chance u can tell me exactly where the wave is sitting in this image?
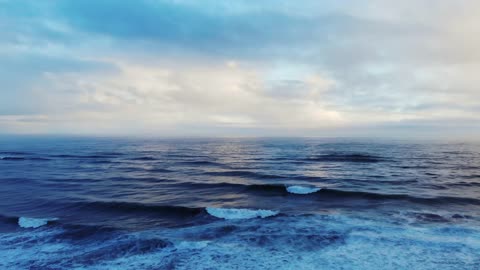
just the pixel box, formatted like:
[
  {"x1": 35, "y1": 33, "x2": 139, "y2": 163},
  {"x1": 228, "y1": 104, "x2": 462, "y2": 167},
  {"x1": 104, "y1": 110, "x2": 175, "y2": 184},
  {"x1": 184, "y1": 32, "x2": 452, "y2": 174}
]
[
  {"x1": 171, "y1": 182, "x2": 286, "y2": 194},
  {"x1": 304, "y1": 153, "x2": 384, "y2": 163},
  {"x1": 0, "y1": 214, "x2": 19, "y2": 225},
  {"x1": 167, "y1": 182, "x2": 323, "y2": 196},
  {"x1": 177, "y1": 161, "x2": 224, "y2": 166},
  {"x1": 105, "y1": 176, "x2": 175, "y2": 184},
  {"x1": 286, "y1": 186, "x2": 321, "y2": 194},
  {"x1": 57, "y1": 224, "x2": 118, "y2": 241},
  {"x1": 446, "y1": 181, "x2": 480, "y2": 188},
  {"x1": 0, "y1": 157, "x2": 51, "y2": 161},
  {"x1": 72, "y1": 238, "x2": 172, "y2": 265},
  {"x1": 130, "y1": 157, "x2": 157, "y2": 161},
  {"x1": 316, "y1": 188, "x2": 480, "y2": 205},
  {"x1": 18, "y1": 217, "x2": 58, "y2": 228},
  {"x1": 397, "y1": 211, "x2": 472, "y2": 224},
  {"x1": 408, "y1": 212, "x2": 450, "y2": 223},
  {"x1": 462, "y1": 175, "x2": 480, "y2": 180},
  {"x1": 0, "y1": 151, "x2": 31, "y2": 155},
  {"x1": 0, "y1": 157, "x2": 26, "y2": 161},
  {"x1": 206, "y1": 207, "x2": 279, "y2": 220},
  {"x1": 59, "y1": 200, "x2": 281, "y2": 223},
  {"x1": 165, "y1": 181, "x2": 480, "y2": 206},
  {"x1": 147, "y1": 168, "x2": 173, "y2": 173},
  {"x1": 116, "y1": 167, "x2": 173, "y2": 173},
  {"x1": 31, "y1": 157, "x2": 51, "y2": 161},
  {"x1": 93, "y1": 152, "x2": 124, "y2": 156},
  {"x1": 49, "y1": 154, "x2": 113, "y2": 159},
  {"x1": 0, "y1": 214, "x2": 35, "y2": 232},
  {"x1": 165, "y1": 154, "x2": 211, "y2": 158},
  {"x1": 75, "y1": 201, "x2": 205, "y2": 217},
  {"x1": 204, "y1": 170, "x2": 285, "y2": 179}
]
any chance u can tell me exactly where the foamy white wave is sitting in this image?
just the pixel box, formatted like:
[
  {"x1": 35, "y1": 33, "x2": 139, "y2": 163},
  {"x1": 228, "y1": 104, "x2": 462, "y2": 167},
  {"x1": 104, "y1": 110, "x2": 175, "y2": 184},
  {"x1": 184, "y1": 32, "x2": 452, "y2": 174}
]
[
  {"x1": 176, "y1": 240, "x2": 211, "y2": 250},
  {"x1": 206, "y1": 207, "x2": 279, "y2": 220},
  {"x1": 286, "y1": 186, "x2": 321, "y2": 194},
  {"x1": 2, "y1": 214, "x2": 480, "y2": 270},
  {"x1": 18, "y1": 217, "x2": 57, "y2": 228}
]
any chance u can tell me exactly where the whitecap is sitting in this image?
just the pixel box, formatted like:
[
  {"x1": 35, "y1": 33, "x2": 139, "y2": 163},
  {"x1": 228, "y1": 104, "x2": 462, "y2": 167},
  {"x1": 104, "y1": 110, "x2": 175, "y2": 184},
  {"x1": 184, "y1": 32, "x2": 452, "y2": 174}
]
[
  {"x1": 18, "y1": 217, "x2": 57, "y2": 228},
  {"x1": 206, "y1": 207, "x2": 279, "y2": 220},
  {"x1": 176, "y1": 240, "x2": 211, "y2": 249},
  {"x1": 286, "y1": 185, "x2": 321, "y2": 194}
]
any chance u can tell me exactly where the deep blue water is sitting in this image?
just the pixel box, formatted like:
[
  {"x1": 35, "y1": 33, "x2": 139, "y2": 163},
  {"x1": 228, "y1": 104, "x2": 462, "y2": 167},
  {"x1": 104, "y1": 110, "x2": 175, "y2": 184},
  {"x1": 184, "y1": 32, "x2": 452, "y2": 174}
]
[{"x1": 1, "y1": 136, "x2": 480, "y2": 269}]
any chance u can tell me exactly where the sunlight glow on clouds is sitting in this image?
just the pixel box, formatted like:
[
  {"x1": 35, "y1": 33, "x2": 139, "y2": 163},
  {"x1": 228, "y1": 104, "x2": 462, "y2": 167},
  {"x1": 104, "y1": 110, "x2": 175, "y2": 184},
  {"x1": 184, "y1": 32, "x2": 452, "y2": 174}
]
[{"x1": 1, "y1": 0, "x2": 479, "y2": 137}]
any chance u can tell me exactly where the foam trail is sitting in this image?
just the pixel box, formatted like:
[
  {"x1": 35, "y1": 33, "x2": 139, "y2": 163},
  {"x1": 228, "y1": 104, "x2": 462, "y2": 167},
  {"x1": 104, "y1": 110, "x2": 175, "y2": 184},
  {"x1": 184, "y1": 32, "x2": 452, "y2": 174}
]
[
  {"x1": 287, "y1": 185, "x2": 321, "y2": 194},
  {"x1": 206, "y1": 207, "x2": 279, "y2": 219},
  {"x1": 18, "y1": 217, "x2": 57, "y2": 228}
]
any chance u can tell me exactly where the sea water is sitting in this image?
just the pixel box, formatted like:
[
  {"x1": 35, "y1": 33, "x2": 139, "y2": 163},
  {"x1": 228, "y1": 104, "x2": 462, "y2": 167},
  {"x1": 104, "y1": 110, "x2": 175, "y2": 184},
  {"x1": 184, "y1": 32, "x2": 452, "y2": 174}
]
[{"x1": 0, "y1": 136, "x2": 479, "y2": 269}]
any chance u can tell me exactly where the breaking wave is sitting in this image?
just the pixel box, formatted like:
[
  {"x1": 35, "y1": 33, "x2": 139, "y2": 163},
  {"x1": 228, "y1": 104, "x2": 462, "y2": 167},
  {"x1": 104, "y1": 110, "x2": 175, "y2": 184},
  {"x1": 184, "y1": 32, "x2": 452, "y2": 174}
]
[
  {"x1": 286, "y1": 186, "x2": 322, "y2": 194},
  {"x1": 206, "y1": 207, "x2": 279, "y2": 220},
  {"x1": 18, "y1": 217, "x2": 58, "y2": 228}
]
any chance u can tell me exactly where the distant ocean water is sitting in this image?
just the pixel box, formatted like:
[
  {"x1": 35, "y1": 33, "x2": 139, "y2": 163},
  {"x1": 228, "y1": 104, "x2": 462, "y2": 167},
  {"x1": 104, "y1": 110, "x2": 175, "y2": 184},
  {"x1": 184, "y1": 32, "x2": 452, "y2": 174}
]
[{"x1": 1, "y1": 136, "x2": 479, "y2": 269}]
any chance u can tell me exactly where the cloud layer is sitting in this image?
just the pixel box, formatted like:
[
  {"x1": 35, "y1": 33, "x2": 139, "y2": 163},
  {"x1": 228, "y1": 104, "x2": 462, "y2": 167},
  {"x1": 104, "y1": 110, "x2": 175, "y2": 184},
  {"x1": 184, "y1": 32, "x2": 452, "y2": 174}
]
[{"x1": 1, "y1": 0, "x2": 480, "y2": 138}]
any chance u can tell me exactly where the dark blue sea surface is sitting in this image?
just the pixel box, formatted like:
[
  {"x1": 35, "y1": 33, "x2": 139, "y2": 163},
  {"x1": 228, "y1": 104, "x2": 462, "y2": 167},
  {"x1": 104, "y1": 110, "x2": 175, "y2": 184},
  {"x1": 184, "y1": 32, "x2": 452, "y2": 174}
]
[{"x1": 1, "y1": 136, "x2": 480, "y2": 269}]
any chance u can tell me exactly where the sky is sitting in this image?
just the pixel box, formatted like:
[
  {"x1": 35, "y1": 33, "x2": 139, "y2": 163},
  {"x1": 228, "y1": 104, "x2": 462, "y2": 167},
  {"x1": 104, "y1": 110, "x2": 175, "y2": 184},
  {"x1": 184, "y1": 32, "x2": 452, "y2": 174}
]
[{"x1": 1, "y1": 0, "x2": 480, "y2": 138}]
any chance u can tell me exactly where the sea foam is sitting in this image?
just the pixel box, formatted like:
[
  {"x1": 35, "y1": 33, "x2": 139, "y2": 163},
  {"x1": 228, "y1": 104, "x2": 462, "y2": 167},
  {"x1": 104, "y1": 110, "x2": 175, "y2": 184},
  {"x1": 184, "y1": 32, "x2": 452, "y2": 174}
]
[
  {"x1": 286, "y1": 186, "x2": 321, "y2": 194},
  {"x1": 18, "y1": 217, "x2": 57, "y2": 228},
  {"x1": 206, "y1": 207, "x2": 279, "y2": 220}
]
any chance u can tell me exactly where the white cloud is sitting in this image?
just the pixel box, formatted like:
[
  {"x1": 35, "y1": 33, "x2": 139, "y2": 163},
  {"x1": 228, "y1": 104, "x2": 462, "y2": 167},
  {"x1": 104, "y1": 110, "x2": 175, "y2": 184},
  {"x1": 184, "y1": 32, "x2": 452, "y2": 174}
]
[
  {"x1": 2, "y1": 58, "x2": 343, "y2": 134},
  {"x1": 1, "y1": 0, "x2": 480, "y2": 138}
]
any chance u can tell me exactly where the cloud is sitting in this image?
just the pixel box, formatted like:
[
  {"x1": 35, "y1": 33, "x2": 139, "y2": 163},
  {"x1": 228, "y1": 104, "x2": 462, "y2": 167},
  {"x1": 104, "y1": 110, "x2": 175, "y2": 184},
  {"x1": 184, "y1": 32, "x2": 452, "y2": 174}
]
[
  {"x1": 21, "y1": 59, "x2": 341, "y2": 132},
  {"x1": 0, "y1": 0, "x2": 480, "y2": 138}
]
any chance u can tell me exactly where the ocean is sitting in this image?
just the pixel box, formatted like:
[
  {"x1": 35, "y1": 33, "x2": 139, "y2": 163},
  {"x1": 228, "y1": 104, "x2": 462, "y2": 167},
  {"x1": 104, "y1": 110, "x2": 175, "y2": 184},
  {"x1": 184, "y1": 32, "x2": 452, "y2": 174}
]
[{"x1": 0, "y1": 136, "x2": 479, "y2": 269}]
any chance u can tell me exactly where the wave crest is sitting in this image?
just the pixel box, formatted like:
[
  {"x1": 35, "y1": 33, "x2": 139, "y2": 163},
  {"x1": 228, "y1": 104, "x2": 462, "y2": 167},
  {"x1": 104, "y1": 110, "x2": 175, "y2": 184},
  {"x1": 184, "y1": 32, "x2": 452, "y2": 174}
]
[
  {"x1": 305, "y1": 153, "x2": 383, "y2": 163},
  {"x1": 18, "y1": 217, "x2": 57, "y2": 228},
  {"x1": 286, "y1": 186, "x2": 321, "y2": 194},
  {"x1": 206, "y1": 207, "x2": 279, "y2": 220}
]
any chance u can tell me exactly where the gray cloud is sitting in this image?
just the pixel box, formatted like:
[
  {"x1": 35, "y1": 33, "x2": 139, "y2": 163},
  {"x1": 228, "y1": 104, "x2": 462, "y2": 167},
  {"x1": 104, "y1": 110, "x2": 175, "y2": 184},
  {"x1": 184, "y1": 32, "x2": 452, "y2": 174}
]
[{"x1": 1, "y1": 0, "x2": 480, "y2": 138}]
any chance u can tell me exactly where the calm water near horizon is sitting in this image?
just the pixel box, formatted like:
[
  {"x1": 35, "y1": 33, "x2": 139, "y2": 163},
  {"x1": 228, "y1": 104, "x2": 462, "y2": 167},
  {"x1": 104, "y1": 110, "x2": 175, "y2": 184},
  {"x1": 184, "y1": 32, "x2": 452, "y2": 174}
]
[{"x1": 1, "y1": 136, "x2": 479, "y2": 269}]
